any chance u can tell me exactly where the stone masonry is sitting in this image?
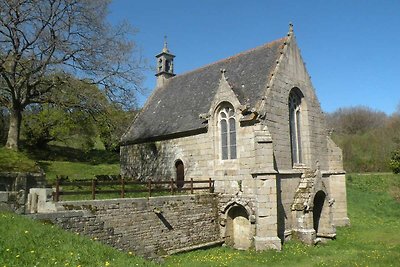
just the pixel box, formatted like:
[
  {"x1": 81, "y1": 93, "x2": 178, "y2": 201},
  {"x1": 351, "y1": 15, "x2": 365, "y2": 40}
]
[
  {"x1": 120, "y1": 25, "x2": 350, "y2": 250},
  {"x1": 29, "y1": 194, "x2": 220, "y2": 259}
]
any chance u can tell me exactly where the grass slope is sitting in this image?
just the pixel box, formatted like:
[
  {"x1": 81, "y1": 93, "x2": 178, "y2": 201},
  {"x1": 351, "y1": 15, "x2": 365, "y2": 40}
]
[
  {"x1": 0, "y1": 173, "x2": 399, "y2": 266},
  {"x1": 38, "y1": 160, "x2": 120, "y2": 181},
  {"x1": 27, "y1": 145, "x2": 121, "y2": 181},
  {"x1": 0, "y1": 213, "x2": 155, "y2": 267},
  {"x1": 0, "y1": 147, "x2": 41, "y2": 173},
  {"x1": 0, "y1": 145, "x2": 120, "y2": 181}
]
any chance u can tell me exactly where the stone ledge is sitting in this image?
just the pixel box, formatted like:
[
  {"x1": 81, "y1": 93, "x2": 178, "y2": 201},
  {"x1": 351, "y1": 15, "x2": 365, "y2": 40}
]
[
  {"x1": 166, "y1": 239, "x2": 224, "y2": 255},
  {"x1": 254, "y1": 236, "x2": 282, "y2": 251},
  {"x1": 333, "y1": 217, "x2": 351, "y2": 227},
  {"x1": 321, "y1": 170, "x2": 346, "y2": 175}
]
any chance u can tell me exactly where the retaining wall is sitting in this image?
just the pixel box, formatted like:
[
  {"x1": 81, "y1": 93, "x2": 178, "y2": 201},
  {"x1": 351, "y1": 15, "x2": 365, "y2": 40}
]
[{"x1": 30, "y1": 194, "x2": 221, "y2": 258}]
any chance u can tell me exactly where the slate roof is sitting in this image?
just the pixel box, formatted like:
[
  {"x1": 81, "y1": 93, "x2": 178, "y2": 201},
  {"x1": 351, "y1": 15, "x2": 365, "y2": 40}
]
[{"x1": 121, "y1": 37, "x2": 286, "y2": 145}]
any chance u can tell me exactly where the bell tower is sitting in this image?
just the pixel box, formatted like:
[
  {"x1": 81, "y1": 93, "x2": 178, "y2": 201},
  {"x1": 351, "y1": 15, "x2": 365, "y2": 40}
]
[{"x1": 155, "y1": 36, "x2": 175, "y2": 87}]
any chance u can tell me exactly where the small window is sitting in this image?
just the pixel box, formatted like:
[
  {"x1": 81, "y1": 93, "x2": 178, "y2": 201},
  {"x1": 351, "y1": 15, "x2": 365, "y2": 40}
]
[
  {"x1": 219, "y1": 105, "x2": 237, "y2": 160},
  {"x1": 289, "y1": 89, "x2": 303, "y2": 165}
]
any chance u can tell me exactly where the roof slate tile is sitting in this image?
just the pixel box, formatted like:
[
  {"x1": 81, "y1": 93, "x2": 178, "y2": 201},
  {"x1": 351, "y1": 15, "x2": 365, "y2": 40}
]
[{"x1": 121, "y1": 37, "x2": 286, "y2": 144}]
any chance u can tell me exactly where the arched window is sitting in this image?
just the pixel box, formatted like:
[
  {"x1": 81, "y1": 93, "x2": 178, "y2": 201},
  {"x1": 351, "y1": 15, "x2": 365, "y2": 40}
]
[
  {"x1": 175, "y1": 160, "x2": 184, "y2": 189},
  {"x1": 219, "y1": 105, "x2": 237, "y2": 160},
  {"x1": 289, "y1": 89, "x2": 303, "y2": 165}
]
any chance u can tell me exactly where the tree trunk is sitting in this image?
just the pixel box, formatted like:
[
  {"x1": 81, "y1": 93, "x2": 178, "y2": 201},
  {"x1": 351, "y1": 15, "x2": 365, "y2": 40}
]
[{"x1": 5, "y1": 108, "x2": 22, "y2": 150}]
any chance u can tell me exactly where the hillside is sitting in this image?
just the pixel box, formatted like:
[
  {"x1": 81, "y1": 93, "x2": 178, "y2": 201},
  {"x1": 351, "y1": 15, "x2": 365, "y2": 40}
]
[
  {"x1": 0, "y1": 147, "x2": 41, "y2": 173},
  {"x1": 0, "y1": 145, "x2": 120, "y2": 181}
]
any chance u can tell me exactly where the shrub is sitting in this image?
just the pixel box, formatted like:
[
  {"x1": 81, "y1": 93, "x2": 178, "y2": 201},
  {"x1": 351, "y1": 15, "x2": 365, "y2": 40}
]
[{"x1": 389, "y1": 148, "x2": 400, "y2": 174}]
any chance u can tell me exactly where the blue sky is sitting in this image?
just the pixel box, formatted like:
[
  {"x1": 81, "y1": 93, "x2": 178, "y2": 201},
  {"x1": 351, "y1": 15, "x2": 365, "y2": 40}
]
[{"x1": 108, "y1": 0, "x2": 400, "y2": 115}]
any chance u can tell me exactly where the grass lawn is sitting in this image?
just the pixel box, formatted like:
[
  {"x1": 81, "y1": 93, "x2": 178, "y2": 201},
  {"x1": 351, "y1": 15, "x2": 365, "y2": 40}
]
[
  {"x1": 0, "y1": 212, "x2": 156, "y2": 267},
  {"x1": 0, "y1": 145, "x2": 120, "y2": 181},
  {"x1": 1, "y1": 173, "x2": 399, "y2": 266},
  {"x1": 38, "y1": 160, "x2": 120, "y2": 182}
]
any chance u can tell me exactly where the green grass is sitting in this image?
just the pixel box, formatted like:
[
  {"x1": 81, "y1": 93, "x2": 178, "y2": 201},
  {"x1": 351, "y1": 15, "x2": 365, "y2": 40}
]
[
  {"x1": 0, "y1": 147, "x2": 41, "y2": 173},
  {"x1": 38, "y1": 160, "x2": 120, "y2": 182},
  {"x1": 25, "y1": 144, "x2": 119, "y2": 164},
  {"x1": 0, "y1": 212, "x2": 156, "y2": 267},
  {"x1": 1, "y1": 173, "x2": 400, "y2": 266},
  {"x1": 0, "y1": 144, "x2": 120, "y2": 181}
]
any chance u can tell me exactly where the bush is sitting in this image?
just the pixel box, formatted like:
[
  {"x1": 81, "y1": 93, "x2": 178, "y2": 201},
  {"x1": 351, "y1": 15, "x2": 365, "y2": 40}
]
[{"x1": 389, "y1": 148, "x2": 400, "y2": 174}]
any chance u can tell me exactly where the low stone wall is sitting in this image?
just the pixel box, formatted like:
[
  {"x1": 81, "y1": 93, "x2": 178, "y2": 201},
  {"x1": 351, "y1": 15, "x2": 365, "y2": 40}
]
[
  {"x1": 30, "y1": 194, "x2": 221, "y2": 258},
  {"x1": 0, "y1": 172, "x2": 45, "y2": 213}
]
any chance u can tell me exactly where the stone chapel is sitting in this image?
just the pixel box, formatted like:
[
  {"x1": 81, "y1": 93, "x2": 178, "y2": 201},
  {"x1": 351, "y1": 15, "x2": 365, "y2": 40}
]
[{"x1": 120, "y1": 25, "x2": 350, "y2": 250}]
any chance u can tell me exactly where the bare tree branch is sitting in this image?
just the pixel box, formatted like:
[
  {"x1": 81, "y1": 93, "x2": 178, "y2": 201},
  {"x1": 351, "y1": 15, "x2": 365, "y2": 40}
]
[{"x1": 0, "y1": 0, "x2": 144, "y2": 149}]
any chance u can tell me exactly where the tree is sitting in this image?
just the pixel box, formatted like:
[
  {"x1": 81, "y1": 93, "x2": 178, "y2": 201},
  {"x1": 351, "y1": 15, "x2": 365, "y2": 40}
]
[
  {"x1": 22, "y1": 104, "x2": 97, "y2": 149},
  {"x1": 97, "y1": 105, "x2": 137, "y2": 152},
  {"x1": 389, "y1": 148, "x2": 400, "y2": 174},
  {"x1": 0, "y1": 107, "x2": 8, "y2": 145},
  {"x1": 326, "y1": 106, "x2": 387, "y2": 135},
  {"x1": 0, "y1": 0, "x2": 143, "y2": 150},
  {"x1": 328, "y1": 105, "x2": 400, "y2": 172}
]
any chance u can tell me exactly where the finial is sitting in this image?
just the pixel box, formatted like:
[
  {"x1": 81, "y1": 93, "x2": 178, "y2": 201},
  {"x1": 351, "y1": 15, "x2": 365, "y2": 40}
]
[
  {"x1": 162, "y1": 35, "x2": 169, "y2": 53},
  {"x1": 220, "y1": 69, "x2": 229, "y2": 80},
  {"x1": 288, "y1": 22, "x2": 294, "y2": 36}
]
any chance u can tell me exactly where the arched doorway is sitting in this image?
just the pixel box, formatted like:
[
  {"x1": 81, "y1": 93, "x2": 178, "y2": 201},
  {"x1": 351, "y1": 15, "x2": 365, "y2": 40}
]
[
  {"x1": 175, "y1": 160, "x2": 184, "y2": 189},
  {"x1": 226, "y1": 205, "x2": 252, "y2": 250},
  {"x1": 313, "y1": 191, "x2": 326, "y2": 233}
]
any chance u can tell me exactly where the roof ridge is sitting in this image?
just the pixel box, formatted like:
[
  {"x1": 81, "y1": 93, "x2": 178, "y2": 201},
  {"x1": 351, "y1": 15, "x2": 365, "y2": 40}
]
[
  {"x1": 168, "y1": 36, "x2": 287, "y2": 80},
  {"x1": 253, "y1": 32, "x2": 292, "y2": 116}
]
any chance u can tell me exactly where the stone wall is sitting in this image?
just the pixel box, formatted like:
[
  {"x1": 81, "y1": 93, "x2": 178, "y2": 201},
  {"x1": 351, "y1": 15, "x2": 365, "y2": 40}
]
[
  {"x1": 322, "y1": 173, "x2": 350, "y2": 226},
  {"x1": 30, "y1": 194, "x2": 220, "y2": 259},
  {"x1": 263, "y1": 36, "x2": 330, "y2": 171},
  {"x1": 0, "y1": 172, "x2": 45, "y2": 213}
]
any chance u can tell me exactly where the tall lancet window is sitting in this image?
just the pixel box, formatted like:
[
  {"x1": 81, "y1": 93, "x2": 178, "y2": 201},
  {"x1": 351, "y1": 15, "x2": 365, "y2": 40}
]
[
  {"x1": 219, "y1": 105, "x2": 237, "y2": 160},
  {"x1": 289, "y1": 89, "x2": 303, "y2": 165}
]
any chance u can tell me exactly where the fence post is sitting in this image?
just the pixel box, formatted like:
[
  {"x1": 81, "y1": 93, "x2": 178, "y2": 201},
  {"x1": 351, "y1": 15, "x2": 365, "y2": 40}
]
[
  {"x1": 170, "y1": 179, "x2": 174, "y2": 195},
  {"x1": 148, "y1": 179, "x2": 152, "y2": 197},
  {"x1": 209, "y1": 178, "x2": 212, "y2": 193},
  {"x1": 121, "y1": 178, "x2": 125, "y2": 198},
  {"x1": 191, "y1": 178, "x2": 194, "y2": 194},
  {"x1": 55, "y1": 176, "x2": 60, "y2": 202},
  {"x1": 91, "y1": 179, "x2": 96, "y2": 200}
]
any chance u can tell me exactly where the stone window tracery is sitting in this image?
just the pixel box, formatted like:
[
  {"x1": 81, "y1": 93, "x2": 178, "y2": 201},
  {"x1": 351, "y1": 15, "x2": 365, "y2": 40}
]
[
  {"x1": 219, "y1": 105, "x2": 237, "y2": 160},
  {"x1": 289, "y1": 90, "x2": 303, "y2": 165}
]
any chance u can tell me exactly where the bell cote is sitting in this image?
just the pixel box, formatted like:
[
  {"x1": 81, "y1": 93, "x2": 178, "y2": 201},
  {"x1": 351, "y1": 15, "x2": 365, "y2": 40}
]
[{"x1": 155, "y1": 36, "x2": 175, "y2": 87}]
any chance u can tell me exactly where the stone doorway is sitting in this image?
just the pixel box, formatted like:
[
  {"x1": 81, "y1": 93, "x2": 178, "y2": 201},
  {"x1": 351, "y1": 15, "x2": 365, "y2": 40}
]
[
  {"x1": 313, "y1": 190, "x2": 326, "y2": 233},
  {"x1": 226, "y1": 205, "x2": 252, "y2": 250}
]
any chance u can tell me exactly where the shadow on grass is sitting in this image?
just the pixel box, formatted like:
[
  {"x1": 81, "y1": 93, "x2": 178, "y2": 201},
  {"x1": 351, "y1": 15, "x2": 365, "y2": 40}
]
[
  {"x1": 24, "y1": 144, "x2": 119, "y2": 164},
  {"x1": 37, "y1": 161, "x2": 51, "y2": 175}
]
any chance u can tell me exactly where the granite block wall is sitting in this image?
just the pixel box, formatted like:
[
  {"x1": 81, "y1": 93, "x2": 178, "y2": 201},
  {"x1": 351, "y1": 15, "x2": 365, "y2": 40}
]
[{"x1": 30, "y1": 194, "x2": 220, "y2": 259}]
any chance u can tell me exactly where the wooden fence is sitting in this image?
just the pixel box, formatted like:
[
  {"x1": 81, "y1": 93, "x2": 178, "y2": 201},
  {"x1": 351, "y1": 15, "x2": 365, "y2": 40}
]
[{"x1": 52, "y1": 176, "x2": 214, "y2": 201}]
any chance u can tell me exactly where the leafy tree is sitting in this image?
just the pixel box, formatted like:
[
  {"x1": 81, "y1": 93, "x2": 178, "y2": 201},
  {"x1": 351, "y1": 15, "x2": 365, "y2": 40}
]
[
  {"x1": 97, "y1": 106, "x2": 137, "y2": 152},
  {"x1": 329, "y1": 104, "x2": 400, "y2": 173},
  {"x1": 21, "y1": 80, "x2": 136, "y2": 151},
  {"x1": 22, "y1": 104, "x2": 97, "y2": 150},
  {"x1": 389, "y1": 148, "x2": 400, "y2": 174},
  {"x1": 0, "y1": 0, "x2": 143, "y2": 150}
]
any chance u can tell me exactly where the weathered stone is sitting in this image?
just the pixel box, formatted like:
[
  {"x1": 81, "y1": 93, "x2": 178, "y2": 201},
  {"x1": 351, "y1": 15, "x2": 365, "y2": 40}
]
[
  {"x1": 29, "y1": 194, "x2": 220, "y2": 259},
  {"x1": 115, "y1": 26, "x2": 349, "y2": 252}
]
